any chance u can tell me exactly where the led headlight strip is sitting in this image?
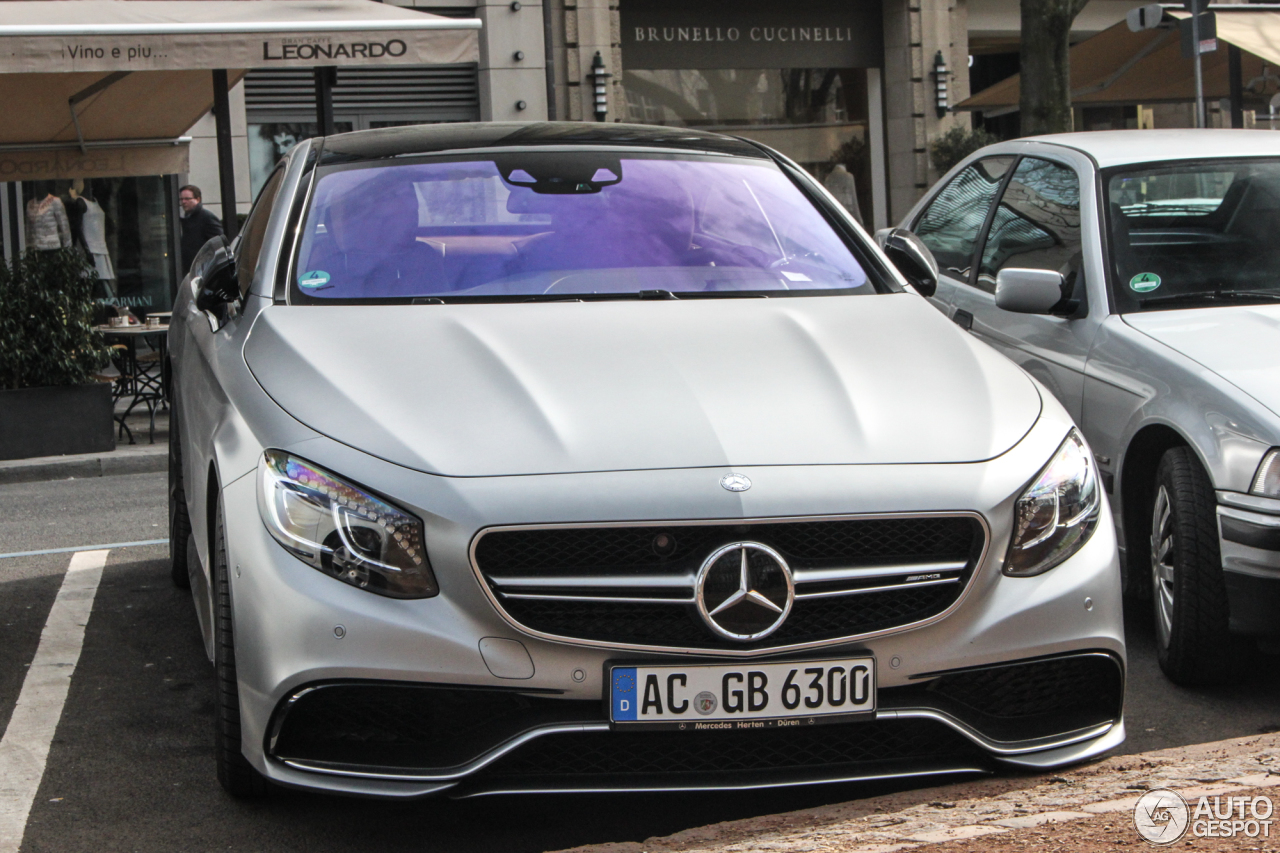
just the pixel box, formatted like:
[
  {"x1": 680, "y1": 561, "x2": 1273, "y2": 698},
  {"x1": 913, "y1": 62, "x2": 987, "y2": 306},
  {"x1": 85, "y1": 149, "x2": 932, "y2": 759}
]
[
  {"x1": 1005, "y1": 429, "x2": 1101, "y2": 577},
  {"x1": 258, "y1": 450, "x2": 438, "y2": 599}
]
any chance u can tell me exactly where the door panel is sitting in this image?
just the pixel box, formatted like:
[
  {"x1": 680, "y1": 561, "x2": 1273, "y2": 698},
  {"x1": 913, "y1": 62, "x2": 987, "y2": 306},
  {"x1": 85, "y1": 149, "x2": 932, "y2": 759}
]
[{"x1": 949, "y1": 157, "x2": 1098, "y2": 423}]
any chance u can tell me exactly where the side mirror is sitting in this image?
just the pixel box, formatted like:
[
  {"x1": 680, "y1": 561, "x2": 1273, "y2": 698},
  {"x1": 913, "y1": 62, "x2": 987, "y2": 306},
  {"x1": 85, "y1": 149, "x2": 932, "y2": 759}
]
[
  {"x1": 994, "y1": 268, "x2": 1066, "y2": 314},
  {"x1": 195, "y1": 250, "x2": 239, "y2": 313},
  {"x1": 881, "y1": 229, "x2": 939, "y2": 298}
]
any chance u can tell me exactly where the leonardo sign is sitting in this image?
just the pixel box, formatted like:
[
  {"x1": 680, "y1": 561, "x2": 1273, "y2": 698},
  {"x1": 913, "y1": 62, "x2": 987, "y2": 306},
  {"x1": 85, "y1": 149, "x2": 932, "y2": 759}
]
[{"x1": 621, "y1": 0, "x2": 883, "y2": 69}]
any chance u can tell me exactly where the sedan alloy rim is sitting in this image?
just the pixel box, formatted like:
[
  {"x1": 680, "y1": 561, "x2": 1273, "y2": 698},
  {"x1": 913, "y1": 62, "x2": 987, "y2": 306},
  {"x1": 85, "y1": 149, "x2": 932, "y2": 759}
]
[{"x1": 1150, "y1": 484, "x2": 1176, "y2": 648}]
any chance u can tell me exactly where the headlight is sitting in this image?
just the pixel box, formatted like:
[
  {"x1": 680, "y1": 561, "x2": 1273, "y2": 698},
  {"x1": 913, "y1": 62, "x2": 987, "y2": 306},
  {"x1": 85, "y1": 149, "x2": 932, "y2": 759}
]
[
  {"x1": 1252, "y1": 449, "x2": 1280, "y2": 498},
  {"x1": 1004, "y1": 429, "x2": 1101, "y2": 577},
  {"x1": 258, "y1": 450, "x2": 438, "y2": 599}
]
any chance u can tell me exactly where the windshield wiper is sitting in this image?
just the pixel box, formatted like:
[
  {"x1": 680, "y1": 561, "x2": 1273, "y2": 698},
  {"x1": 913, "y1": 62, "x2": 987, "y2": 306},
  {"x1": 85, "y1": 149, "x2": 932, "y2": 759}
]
[{"x1": 1139, "y1": 290, "x2": 1280, "y2": 308}]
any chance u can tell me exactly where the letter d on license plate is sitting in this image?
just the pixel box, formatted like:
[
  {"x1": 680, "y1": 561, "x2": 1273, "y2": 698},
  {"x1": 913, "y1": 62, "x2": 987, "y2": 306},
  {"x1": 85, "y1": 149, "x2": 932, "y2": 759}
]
[{"x1": 609, "y1": 657, "x2": 875, "y2": 730}]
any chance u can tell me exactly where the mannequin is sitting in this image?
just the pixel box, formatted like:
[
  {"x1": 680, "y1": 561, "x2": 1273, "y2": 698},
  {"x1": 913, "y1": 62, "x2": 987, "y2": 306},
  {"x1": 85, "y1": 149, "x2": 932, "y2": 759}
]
[
  {"x1": 823, "y1": 163, "x2": 863, "y2": 227},
  {"x1": 75, "y1": 181, "x2": 116, "y2": 295},
  {"x1": 26, "y1": 186, "x2": 72, "y2": 250},
  {"x1": 64, "y1": 180, "x2": 89, "y2": 254}
]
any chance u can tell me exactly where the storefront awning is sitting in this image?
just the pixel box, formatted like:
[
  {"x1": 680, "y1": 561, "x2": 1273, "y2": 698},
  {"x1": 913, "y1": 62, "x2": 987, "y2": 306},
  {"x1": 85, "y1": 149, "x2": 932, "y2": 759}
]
[
  {"x1": 957, "y1": 11, "x2": 1271, "y2": 112},
  {"x1": 0, "y1": 1, "x2": 480, "y2": 179}
]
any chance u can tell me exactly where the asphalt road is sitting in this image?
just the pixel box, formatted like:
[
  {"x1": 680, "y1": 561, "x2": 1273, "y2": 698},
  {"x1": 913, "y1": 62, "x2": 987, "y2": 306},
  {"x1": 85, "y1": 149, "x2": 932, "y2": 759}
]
[{"x1": 2, "y1": 472, "x2": 1278, "y2": 853}]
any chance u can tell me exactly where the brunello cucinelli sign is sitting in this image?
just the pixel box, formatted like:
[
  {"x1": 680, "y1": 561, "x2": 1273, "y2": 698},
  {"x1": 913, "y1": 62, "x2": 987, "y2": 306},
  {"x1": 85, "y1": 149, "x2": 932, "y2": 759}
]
[
  {"x1": 620, "y1": 0, "x2": 883, "y2": 70},
  {"x1": 0, "y1": 30, "x2": 477, "y2": 73}
]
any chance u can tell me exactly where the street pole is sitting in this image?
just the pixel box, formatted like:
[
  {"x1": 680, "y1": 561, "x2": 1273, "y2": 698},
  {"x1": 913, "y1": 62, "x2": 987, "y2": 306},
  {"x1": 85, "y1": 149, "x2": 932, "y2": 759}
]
[
  {"x1": 1192, "y1": 0, "x2": 1205, "y2": 128},
  {"x1": 1229, "y1": 43, "x2": 1244, "y2": 128},
  {"x1": 212, "y1": 69, "x2": 239, "y2": 241},
  {"x1": 315, "y1": 67, "x2": 336, "y2": 137}
]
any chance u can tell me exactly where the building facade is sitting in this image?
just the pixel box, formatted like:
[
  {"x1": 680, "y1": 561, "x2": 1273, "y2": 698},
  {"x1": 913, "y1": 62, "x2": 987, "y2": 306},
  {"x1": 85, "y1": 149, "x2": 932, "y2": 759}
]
[
  {"x1": 192, "y1": 0, "x2": 974, "y2": 236},
  {"x1": 0, "y1": 0, "x2": 974, "y2": 319}
]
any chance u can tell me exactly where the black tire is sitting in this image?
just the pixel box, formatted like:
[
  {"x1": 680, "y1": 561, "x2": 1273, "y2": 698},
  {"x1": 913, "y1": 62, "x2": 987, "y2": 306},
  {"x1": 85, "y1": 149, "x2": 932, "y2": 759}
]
[
  {"x1": 212, "y1": 501, "x2": 270, "y2": 798},
  {"x1": 168, "y1": 382, "x2": 191, "y2": 590},
  {"x1": 1150, "y1": 446, "x2": 1246, "y2": 685}
]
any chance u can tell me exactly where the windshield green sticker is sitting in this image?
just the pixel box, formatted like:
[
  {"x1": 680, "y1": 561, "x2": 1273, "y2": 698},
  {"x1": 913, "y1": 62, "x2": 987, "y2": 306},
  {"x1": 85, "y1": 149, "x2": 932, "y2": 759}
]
[
  {"x1": 298, "y1": 270, "x2": 331, "y2": 289},
  {"x1": 1130, "y1": 272, "x2": 1161, "y2": 293}
]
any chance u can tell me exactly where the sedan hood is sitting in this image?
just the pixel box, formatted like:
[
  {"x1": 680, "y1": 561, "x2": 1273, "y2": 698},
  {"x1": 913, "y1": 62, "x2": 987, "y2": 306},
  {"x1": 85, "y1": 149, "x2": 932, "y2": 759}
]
[
  {"x1": 1124, "y1": 305, "x2": 1280, "y2": 418},
  {"x1": 244, "y1": 296, "x2": 1042, "y2": 477}
]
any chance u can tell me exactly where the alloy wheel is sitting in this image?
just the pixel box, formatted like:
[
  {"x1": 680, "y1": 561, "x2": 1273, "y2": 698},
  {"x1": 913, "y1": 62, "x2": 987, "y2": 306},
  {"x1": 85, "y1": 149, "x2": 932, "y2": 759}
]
[{"x1": 1150, "y1": 483, "x2": 1176, "y2": 648}]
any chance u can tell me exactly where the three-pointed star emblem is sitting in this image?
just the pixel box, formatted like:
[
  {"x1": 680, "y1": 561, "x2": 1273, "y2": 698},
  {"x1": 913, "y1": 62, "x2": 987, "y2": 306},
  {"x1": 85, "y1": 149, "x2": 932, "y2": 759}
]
[
  {"x1": 707, "y1": 545, "x2": 786, "y2": 618},
  {"x1": 695, "y1": 541, "x2": 795, "y2": 641}
]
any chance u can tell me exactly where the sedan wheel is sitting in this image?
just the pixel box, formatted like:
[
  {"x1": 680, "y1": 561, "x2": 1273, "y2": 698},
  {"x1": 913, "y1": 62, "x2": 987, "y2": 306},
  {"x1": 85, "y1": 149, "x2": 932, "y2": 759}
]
[
  {"x1": 168, "y1": 380, "x2": 191, "y2": 590},
  {"x1": 1150, "y1": 484, "x2": 1176, "y2": 650},
  {"x1": 1149, "y1": 446, "x2": 1243, "y2": 685}
]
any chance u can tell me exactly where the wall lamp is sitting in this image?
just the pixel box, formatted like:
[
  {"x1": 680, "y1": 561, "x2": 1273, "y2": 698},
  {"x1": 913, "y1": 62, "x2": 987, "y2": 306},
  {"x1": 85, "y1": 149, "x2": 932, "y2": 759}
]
[
  {"x1": 933, "y1": 51, "x2": 950, "y2": 117},
  {"x1": 590, "y1": 51, "x2": 611, "y2": 122}
]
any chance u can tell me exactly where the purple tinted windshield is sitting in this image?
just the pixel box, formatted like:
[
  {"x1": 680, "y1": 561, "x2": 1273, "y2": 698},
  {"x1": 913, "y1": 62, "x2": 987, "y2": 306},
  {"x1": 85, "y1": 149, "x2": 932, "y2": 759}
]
[{"x1": 294, "y1": 154, "x2": 871, "y2": 300}]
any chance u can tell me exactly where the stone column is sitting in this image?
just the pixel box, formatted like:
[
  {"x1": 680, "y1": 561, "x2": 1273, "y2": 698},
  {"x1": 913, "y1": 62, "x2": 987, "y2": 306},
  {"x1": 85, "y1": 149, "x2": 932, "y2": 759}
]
[
  {"x1": 563, "y1": 0, "x2": 622, "y2": 122},
  {"x1": 477, "y1": 0, "x2": 550, "y2": 121},
  {"x1": 882, "y1": 0, "x2": 971, "y2": 222}
]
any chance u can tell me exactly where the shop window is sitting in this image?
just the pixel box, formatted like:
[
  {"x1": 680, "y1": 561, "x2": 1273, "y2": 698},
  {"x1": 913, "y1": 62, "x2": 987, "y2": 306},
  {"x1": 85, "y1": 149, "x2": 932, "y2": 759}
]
[
  {"x1": 248, "y1": 123, "x2": 354, "y2": 199},
  {"x1": 622, "y1": 68, "x2": 873, "y2": 223},
  {"x1": 21, "y1": 177, "x2": 177, "y2": 315}
]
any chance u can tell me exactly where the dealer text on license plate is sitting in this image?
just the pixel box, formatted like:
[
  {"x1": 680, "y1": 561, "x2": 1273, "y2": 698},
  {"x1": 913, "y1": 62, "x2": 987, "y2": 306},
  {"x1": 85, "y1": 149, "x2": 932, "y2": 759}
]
[{"x1": 609, "y1": 657, "x2": 875, "y2": 730}]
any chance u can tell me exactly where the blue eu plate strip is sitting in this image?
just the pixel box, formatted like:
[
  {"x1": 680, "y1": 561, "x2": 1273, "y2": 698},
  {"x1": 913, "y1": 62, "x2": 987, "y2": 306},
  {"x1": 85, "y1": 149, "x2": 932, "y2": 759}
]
[{"x1": 611, "y1": 667, "x2": 637, "y2": 721}]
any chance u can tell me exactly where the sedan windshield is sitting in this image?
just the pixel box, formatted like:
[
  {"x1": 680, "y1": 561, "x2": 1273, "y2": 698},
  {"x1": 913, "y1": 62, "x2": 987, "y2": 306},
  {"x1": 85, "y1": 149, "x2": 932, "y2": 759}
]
[
  {"x1": 1106, "y1": 159, "x2": 1280, "y2": 312},
  {"x1": 291, "y1": 151, "x2": 874, "y2": 302}
]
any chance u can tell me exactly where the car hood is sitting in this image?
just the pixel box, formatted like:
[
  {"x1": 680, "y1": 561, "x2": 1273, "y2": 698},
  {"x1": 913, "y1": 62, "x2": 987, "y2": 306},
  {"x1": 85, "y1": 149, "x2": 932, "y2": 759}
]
[
  {"x1": 1123, "y1": 305, "x2": 1280, "y2": 418},
  {"x1": 244, "y1": 295, "x2": 1042, "y2": 477}
]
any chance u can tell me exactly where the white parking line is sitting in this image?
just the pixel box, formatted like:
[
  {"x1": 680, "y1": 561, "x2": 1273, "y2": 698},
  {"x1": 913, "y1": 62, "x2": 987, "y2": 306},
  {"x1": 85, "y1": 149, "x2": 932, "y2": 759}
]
[
  {"x1": 0, "y1": 549, "x2": 107, "y2": 853},
  {"x1": 0, "y1": 539, "x2": 166, "y2": 561}
]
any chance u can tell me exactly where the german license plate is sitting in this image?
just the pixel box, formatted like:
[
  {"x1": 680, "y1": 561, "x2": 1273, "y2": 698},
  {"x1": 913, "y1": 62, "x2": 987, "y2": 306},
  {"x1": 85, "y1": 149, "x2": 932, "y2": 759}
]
[{"x1": 609, "y1": 657, "x2": 875, "y2": 730}]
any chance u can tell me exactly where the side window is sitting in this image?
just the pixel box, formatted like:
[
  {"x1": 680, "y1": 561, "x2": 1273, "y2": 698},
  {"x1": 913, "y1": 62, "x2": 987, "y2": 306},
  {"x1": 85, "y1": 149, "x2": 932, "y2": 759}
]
[
  {"x1": 235, "y1": 167, "x2": 286, "y2": 297},
  {"x1": 978, "y1": 158, "x2": 1082, "y2": 295},
  {"x1": 914, "y1": 156, "x2": 1014, "y2": 280}
]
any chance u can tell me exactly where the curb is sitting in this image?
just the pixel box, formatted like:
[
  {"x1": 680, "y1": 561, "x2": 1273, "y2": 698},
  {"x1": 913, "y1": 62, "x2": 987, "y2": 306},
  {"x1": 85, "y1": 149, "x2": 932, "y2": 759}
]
[
  {"x1": 0, "y1": 444, "x2": 168, "y2": 485},
  {"x1": 551, "y1": 732, "x2": 1280, "y2": 853}
]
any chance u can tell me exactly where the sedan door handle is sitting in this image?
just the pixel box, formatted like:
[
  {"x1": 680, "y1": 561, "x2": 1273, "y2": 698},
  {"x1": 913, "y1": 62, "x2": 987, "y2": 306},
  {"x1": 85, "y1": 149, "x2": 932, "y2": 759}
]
[{"x1": 952, "y1": 309, "x2": 974, "y2": 331}]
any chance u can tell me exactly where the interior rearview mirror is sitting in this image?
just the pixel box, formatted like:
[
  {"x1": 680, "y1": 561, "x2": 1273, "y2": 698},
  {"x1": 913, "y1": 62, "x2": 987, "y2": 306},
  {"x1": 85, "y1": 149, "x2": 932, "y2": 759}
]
[
  {"x1": 994, "y1": 268, "x2": 1066, "y2": 314},
  {"x1": 881, "y1": 229, "x2": 939, "y2": 298}
]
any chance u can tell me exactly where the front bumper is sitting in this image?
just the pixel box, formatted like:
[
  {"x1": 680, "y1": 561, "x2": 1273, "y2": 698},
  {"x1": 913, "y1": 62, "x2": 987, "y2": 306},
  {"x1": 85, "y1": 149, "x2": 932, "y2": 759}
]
[
  {"x1": 1218, "y1": 492, "x2": 1280, "y2": 636},
  {"x1": 263, "y1": 651, "x2": 1124, "y2": 797},
  {"x1": 218, "y1": 414, "x2": 1125, "y2": 798}
]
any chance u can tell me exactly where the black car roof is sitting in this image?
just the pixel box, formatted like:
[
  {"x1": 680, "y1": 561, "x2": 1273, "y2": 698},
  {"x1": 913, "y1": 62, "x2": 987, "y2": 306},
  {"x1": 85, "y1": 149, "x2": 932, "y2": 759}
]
[{"x1": 318, "y1": 121, "x2": 769, "y2": 164}]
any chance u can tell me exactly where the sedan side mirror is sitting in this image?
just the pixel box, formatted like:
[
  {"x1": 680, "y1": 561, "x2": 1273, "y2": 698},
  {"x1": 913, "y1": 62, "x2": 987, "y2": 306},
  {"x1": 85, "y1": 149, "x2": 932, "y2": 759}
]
[
  {"x1": 881, "y1": 229, "x2": 939, "y2": 298},
  {"x1": 994, "y1": 268, "x2": 1066, "y2": 314},
  {"x1": 195, "y1": 250, "x2": 239, "y2": 314}
]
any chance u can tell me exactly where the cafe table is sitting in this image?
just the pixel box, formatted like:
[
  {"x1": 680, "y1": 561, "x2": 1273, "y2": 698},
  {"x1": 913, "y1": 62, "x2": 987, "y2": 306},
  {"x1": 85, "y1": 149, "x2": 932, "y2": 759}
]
[{"x1": 95, "y1": 322, "x2": 169, "y2": 444}]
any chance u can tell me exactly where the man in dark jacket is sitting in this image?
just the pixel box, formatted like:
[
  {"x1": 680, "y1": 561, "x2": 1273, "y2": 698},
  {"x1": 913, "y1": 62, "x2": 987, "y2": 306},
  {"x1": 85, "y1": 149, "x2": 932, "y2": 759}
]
[{"x1": 179, "y1": 185, "x2": 225, "y2": 276}]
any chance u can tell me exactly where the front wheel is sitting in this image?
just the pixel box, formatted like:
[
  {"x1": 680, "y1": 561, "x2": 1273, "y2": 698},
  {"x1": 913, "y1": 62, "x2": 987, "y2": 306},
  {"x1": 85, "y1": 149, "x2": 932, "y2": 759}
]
[
  {"x1": 168, "y1": 381, "x2": 191, "y2": 589},
  {"x1": 1150, "y1": 446, "x2": 1244, "y2": 685},
  {"x1": 212, "y1": 500, "x2": 270, "y2": 798}
]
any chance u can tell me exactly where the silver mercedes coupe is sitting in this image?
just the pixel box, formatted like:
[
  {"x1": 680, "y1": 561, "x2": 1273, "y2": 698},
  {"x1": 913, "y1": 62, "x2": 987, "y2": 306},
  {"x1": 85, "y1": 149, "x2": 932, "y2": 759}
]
[{"x1": 168, "y1": 122, "x2": 1125, "y2": 799}]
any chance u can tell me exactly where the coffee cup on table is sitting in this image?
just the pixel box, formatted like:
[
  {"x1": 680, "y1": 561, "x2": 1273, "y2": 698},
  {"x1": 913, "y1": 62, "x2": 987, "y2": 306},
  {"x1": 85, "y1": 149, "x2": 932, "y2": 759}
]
[{"x1": 109, "y1": 315, "x2": 128, "y2": 328}]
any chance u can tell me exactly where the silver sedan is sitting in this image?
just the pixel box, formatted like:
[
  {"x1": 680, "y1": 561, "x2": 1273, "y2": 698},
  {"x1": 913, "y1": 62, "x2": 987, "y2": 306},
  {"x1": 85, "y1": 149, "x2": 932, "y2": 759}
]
[
  {"x1": 169, "y1": 122, "x2": 1124, "y2": 799},
  {"x1": 892, "y1": 129, "x2": 1280, "y2": 686}
]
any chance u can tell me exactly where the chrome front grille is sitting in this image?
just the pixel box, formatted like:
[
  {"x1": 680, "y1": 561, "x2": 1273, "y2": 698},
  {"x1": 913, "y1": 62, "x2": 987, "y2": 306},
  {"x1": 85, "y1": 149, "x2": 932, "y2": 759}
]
[
  {"x1": 472, "y1": 514, "x2": 988, "y2": 652},
  {"x1": 489, "y1": 559, "x2": 968, "y2": 605}
]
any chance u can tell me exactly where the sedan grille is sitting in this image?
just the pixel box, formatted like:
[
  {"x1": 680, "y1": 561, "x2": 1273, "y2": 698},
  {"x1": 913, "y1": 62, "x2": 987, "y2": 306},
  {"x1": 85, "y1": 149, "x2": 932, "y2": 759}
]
[{"x1": 472, "y1": 515, "x2": 986, "y2": 650}]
